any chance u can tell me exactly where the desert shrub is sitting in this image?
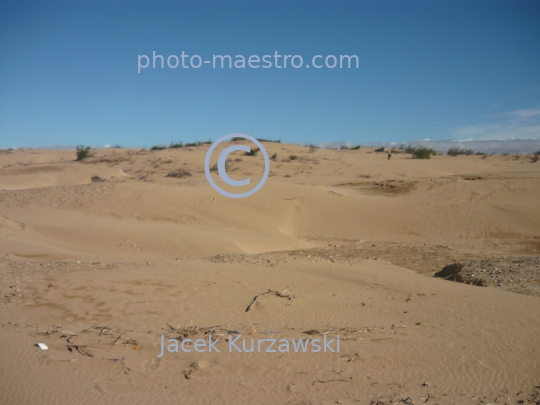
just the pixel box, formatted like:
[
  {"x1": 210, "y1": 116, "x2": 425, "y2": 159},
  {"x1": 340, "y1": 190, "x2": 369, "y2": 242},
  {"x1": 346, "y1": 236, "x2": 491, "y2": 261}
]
[
  {"x1": 76, "y1": 145, "x2": 93, "y2": 160},
  {"x1": 350, "y1": 145, "x2": 361, "y2": 150},
  {"x1": 448, "y1": 147, "x2": 474, "y2": 156},
  {"x1": 112, "y1": 145, "x2": 122, "y2": 149},
  {"x1": 185, "y1": 140, "x2": 212, "y2": 147},
  {"x1": 166, "y1": 168, "x2": 192, "y2": 178},
  {"x1": 502, "y1": 153, "x2": 509, "y2": 157},
  {"x1": 289, "y1": 155, "x2": 298, "y2": 160},
  {"x1": 340, "y1": 145, "x2": 349, "y2": 150},
  {"x1": 169, "y1": 142, "x2": 184, "y2": 148},
  {"x1": 234, "y1": 158, "x2": 243, "y2": 162},
  {"x1": 475, "y1": 152, "x2": 485, "y2": 155},
  {"x1": 245, "y1": 147, "x2": 260, "y2": 156},
  {"x1": 210, "y1": 160, "x2": 231, "y2": 172},
  {"x1": 513, "y1": 152, "x2": 521, "y2": 160},
  {"x1": 531, "y1": 151, "x2": 539, "y2": 163},
  {"x1": 91, "y1": 175, "x2": 105, "y2": 182},
  {"x1": 256, "y1": 138, "x2": 280, "y2": 143},
  {"x1": 412, "y1": 147, "x2": 432, "y2": 159},
  {"x1": 151, "y1": 145, "x2": 166, "y2": 151},
  {"x1": 374, "y1": 147, "x2": 385, "y2": 152},
  {"x1": 271, "y1": 153, "x2": 277, "y2": 161}
]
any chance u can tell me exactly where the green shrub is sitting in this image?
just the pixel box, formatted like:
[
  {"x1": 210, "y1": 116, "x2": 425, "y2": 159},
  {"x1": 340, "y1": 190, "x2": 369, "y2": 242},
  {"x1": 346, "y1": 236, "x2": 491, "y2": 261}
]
[
  {"x1": 245, "y1": 147, "x2": 260, "y2": 156},
  {"x1": 412, "y1": 147, "x2": 432, "y2": 159},
  {"x1": 374, "y1": 147, "x2": 385, "y2": 152},
  {"x1": 169, "y1": 142, "x2": 184, "y2": 148},
  {"x1": 151, "y1": 145, "x2": 166, "y2": 151},
  {"x1": 76, "y1": 145, "x2": 93, "y2": 160},
  {"x1": 350, "y1": 145, "x2": 361, "y2": 150}
]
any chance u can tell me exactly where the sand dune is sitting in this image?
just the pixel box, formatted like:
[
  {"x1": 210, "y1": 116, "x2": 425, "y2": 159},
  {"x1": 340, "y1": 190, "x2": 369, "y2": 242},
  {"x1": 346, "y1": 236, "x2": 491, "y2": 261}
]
[{"x1": 0, "y1": 145, "x2": 539, "y2": 404}]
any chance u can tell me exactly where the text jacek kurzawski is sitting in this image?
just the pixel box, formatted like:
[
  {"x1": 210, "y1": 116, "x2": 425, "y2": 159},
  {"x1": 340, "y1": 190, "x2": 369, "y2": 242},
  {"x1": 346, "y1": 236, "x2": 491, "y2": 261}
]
[{"x1": 158, "y1": 334, "x2": 340, "y2": 357}]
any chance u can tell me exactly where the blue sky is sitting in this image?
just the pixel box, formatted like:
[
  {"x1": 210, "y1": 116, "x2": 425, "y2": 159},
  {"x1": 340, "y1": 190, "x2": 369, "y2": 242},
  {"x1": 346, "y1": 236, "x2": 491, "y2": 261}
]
[{"x1": 1, "y1": 0, "x2": 539, "y2": 150}]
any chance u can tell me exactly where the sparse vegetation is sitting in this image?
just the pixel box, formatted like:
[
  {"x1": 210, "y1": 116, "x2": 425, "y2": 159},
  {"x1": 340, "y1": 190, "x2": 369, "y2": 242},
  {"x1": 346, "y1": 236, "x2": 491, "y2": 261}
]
[
  {"x1": 112, "y1": 145, "x2": 122, "y2": 149},
  {"x1": 151, "y1": 145, "x2": 166, "y2": 151},
  {"x1": 374, "y1": 147, "x2": 385, "y2": 152},
  {"x1": 411, "y1": 147, "x2": 432, "y2": 159},
  {"x1": 475, "y1": 152, "x2": 485, "y2": 155},
  {"x1": 271, "y1": 153, "x2": 277, "y2": 161},
  {"x1": 210, "y1": 160, "x2": 231, "y2": 172},
  {"x1": 91, "y1": 175, "x2": 105, "y2": 182},
  {"x1": 185, "y1": 140, "x2": 212, "y2": 147},
  {"x1": 531, "y1": 151, "x2": 540, "y2": 163},
  {"x1": 166, "y1": 168, "x2": 192, "y2": 178},
  {"x1": 169, "y1": 142, "x2": 184, "y2": 148},
  {"x1": 257, "y1": 138, "x2": 281, "y2": 143},
  {"x1": 76, "y1": 145, "x2": 94, "y2": 160},
  {"x1": 245, "y1": 147, "x2": 260, "y2": 156},
  {"x1": 289, "y1": 155, "x2": 298, "y2": 160},
  {"x1": 350, "y1": 145, "x2": 361, "y2": 150},
  {"x1": 448, "y1": 147, "x2": 474, "y2": 156}
]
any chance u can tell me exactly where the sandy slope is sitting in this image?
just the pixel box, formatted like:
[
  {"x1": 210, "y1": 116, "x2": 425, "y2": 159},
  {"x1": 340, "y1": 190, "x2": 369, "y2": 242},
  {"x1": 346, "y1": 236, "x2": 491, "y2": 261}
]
[{"x1": 0, "y1": 145, "x2": 539, "y2": 404}]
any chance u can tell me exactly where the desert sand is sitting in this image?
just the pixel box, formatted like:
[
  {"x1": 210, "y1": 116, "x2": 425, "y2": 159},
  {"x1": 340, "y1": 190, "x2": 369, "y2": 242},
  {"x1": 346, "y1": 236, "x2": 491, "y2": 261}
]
[{"x1": 0, "y1": 143, "x2": 539, "y2": 405}]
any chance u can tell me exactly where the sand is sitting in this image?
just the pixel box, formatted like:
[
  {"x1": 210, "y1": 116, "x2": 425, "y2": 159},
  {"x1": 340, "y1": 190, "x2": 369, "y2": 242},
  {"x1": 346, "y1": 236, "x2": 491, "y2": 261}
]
[{"x1": 0, "y1": 144, "x2": 539, "y2": 405}]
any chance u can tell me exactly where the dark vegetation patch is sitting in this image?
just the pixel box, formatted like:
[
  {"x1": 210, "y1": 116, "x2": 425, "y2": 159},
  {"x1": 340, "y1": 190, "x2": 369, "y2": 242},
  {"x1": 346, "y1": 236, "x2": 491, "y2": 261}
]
[{"x1": 166, "y1": 168, "x2": 192, "y2": 178}]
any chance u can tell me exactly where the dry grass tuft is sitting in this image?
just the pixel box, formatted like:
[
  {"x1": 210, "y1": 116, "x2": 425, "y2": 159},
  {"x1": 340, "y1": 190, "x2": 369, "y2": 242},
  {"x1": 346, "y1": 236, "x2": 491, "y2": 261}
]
[{"x1": 166, "y1": 168, "x2": 192, "y2": 178}]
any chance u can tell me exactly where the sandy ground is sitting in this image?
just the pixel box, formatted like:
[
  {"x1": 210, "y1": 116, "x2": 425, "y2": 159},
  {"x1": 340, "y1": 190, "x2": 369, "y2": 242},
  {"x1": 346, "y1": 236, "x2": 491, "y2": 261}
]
[{"x1": 0, "y1": 144, "x2": 539, "y2": 405}]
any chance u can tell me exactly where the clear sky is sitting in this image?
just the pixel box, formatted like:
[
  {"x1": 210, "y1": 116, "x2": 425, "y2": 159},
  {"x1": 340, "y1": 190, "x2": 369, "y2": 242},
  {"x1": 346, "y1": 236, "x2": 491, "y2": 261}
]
[{"x1": 1, "y1": 0, "x2": 539, "y2": 149}]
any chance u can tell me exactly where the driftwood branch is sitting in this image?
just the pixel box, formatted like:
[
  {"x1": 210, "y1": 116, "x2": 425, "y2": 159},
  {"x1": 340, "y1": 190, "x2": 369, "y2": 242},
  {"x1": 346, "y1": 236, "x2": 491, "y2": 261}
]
[{"x1": 245, "y1": 289, "x2": 295, "y2": 312}]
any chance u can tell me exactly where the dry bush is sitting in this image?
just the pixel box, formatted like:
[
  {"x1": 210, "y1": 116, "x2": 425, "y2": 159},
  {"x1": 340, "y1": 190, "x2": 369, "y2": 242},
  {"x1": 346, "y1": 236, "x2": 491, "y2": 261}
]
[
  {"x1": 448, "y1": 147, "x2": 474, "y2": 156},
  {"x1": 91, "y1": 175, "x2": 105, "y2": 182},
  {"x1": 166, "y1": 168, "x2": 192, "y2": 178},
  {"x1": 245, "y1": 147, "x2": 260, "y2": 156},
  {"x1": 76, "y1": 145, "x2": 93, "y2": 160}
]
